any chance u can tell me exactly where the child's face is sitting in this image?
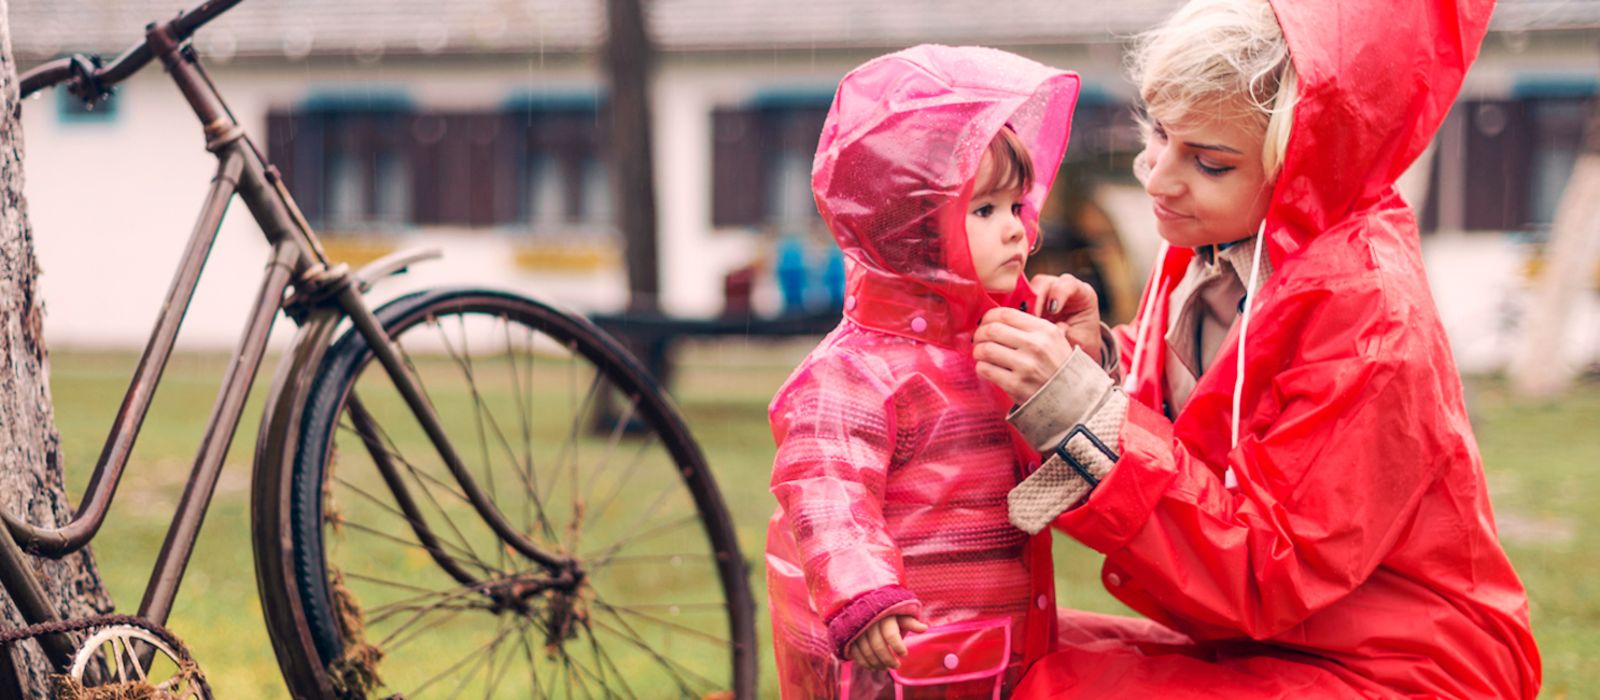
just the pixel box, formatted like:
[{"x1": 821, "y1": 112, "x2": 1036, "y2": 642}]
[
  {"x1": 965, "y1": 153, "x2": 1030, "y2": 294},
  {"x1": 1135, "y1": 109, "x2": 1274, "y2": 248}
]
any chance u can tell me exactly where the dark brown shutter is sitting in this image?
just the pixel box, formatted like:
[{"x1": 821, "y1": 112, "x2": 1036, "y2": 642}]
[
  {"x1": 711, "y1": 108, "x2": 766, "y2": 228},
  {"x1": 1462, "y1": 99, "x2": 1530, "y2": 231},
  {"x1": 266, "y1": 110, "x2": 323, "y2": 224}
]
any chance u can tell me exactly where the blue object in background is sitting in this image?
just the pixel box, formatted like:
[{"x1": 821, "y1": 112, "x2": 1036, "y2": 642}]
[
  {"x1": 819, "y1": 246, "x2": 846, "y2": 309},
  {"x1": 775, "y1": 234, "x2": 811, "y2": 313}
]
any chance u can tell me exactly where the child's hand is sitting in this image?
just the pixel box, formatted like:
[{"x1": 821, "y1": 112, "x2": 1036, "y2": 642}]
[{"x1": 847, "y1": 615, "x2": 929, "y2": 671}]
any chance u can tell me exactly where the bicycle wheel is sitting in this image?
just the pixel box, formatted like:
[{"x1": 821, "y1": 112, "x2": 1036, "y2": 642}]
[{"x1": 274, "y1": 288, "x2": 755, "y2": 698}]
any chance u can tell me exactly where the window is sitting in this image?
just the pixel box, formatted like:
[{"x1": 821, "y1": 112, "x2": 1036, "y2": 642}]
[
  {"x1": 57, "y1": 85, "x2": 117, "y2": 124},
  {"x1": 266, "y1": 93, "x2": 413, "y2": 231},
  {"x1": 710, "y1": 93, "x2": 832, "y2": 231},
  {"x1": 508, "y1": 102, "x2": 611, "y2": 232},
  {"x1": 1433, "y1": 88, "x2": 1596, "y2": 233},
  {"x1": 266, "y1": 92, "x2": 611, "y2": 234}
]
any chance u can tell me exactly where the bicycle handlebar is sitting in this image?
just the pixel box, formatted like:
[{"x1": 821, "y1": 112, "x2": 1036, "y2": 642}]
[{"x1": 17, "y1": 0, "x2": 246, "y2": 101}]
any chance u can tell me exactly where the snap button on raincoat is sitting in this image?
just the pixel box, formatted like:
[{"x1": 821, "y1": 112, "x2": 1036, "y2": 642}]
[
  {"x1": 1014, "y1": 1, "x2": 1540, "y2": 698},
  {"x1": 766, "y1": 45, "x2": 1079, "y2": 698}
]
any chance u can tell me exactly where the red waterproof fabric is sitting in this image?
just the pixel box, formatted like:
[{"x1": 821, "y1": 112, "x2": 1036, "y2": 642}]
[
  {"x1": 1016, "y1": 1, "x2": 1541, "y2": 698},
  {"x1": 766, "y1": 45, "x2": 1079, "y2": 698}
]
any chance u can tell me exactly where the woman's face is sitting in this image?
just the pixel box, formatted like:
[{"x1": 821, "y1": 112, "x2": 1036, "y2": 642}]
[{"x1": 1135, "y1": 109, "x2": 1275, "y2": 248}]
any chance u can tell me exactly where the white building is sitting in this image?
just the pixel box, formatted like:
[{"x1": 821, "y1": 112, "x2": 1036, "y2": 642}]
[{"x1": 10, "y1": 0, "x2": 1600, "y2": 373}]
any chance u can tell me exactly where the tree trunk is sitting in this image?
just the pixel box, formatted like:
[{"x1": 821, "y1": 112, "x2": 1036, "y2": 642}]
[
  {"x1": 1509, "y1": 93, "x2": 1600, "y2": 398},
  {"x1": 604, "y1": 0, "x2": 661, "y2": 314},
  {"x1": 0, "y1": 3, "x2": 115, "y2": 696}
]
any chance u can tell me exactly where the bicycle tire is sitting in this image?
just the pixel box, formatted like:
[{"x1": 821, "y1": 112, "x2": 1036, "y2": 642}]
[{"x1": 268, "y1": 288, "x2": 755, "y2": 698}]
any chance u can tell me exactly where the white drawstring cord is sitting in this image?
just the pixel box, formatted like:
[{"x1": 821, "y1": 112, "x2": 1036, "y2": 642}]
[
  {"x1": 1125, "y1": 241, "x2": 1170, "y2": 392},
  {"x1": 1230, "y1": 221, "x2": 1269, "y2": 449}
]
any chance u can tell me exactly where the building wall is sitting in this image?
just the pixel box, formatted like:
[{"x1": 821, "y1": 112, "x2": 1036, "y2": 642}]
[{"x1": 18, "y1": 37, "x2": 1599, "y2": 375}]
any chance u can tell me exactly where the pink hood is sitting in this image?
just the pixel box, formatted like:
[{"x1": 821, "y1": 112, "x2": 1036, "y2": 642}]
[{"x1": 812, "y1": 45, "x2": 1080, "y2": 347}]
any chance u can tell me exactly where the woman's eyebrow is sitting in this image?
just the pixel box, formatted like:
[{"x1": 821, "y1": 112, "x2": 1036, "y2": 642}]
[{"x1": 1183, "y1": 141, "x2": 1243, "y2": 155}]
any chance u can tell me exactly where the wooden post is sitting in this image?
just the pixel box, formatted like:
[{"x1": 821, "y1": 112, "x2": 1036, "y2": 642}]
[{"x1": 604, "y1": 0, "x2": 661, "y2": 315}]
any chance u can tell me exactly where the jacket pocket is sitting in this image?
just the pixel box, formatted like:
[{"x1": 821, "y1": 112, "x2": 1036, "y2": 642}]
[{"x1": 839, "y1": 618, "x2": 1012, "y2": 699}]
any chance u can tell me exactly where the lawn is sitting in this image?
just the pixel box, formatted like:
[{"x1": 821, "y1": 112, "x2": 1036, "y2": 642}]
[{"x1": 40, "y1": 342, "x2": 1598, "y2": 698}]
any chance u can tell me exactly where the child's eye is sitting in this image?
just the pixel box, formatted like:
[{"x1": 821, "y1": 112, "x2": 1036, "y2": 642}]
[
  {"x1": 1011, "y1": 203, "x2": 1025, "y2": 217},
  {"x1": 1195, "y1": 158, "x2": 1234, "y2": 176},
  {"x1": 973, "y1": 203, "x2": 995, "y2": 218}
]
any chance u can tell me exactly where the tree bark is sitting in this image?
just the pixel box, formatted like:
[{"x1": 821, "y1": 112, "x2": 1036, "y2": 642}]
[
  {"x1": 0, "y1": 3, "x2": 114, "y2": 696},
  {"x1": 1509, "y1": 93, "x2": 1600, "y2": 398},
  {"x1": 604, "y1": 0, "x2": 661, "y2": 314}
]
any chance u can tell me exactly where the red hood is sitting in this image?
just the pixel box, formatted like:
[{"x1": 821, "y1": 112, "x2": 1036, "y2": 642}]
[
  {"x1": 1262, "y1": 0, "x2": 1493, "y2": 265},
  {"x1": 812, "y1": 45, "x2": 1080, "y2": 348}
]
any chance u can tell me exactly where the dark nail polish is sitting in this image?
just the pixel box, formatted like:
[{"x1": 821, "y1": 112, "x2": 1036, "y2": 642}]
[{"x1": 1047, "y1": 299, "x2": 1059, "y2": 314}]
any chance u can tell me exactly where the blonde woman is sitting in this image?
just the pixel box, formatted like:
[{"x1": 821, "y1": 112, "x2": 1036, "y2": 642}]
[{"x1": 973, "y1": 0, "x2": 1541, "y2": 696}]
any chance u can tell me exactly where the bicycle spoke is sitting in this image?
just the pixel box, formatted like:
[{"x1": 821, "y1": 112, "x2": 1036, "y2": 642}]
[
  {"x1": 331, "y1": 475, "x2": 496, "y2": 573},
  {"x1": 582, "y1": 617, "x2": 638, "y2": 700},
  {"x1": 582, "y1": 432, "x2": 660, "y2": 532},
  {"x1": 335, "y1": 411, "x2": 487, "y2": 559},
  {"x1": 585, "y1": 513, "x2": 702, "y2": 569},
  {"x1": 589, "y1": 611, "x2": 710, "y2": 695},
  {"x1": 593, "y1": 598, "x2": 731, "y2": 648},
  {"x1": 408, "y1": 619, "x2": 515, "y2": 697},
  {"x1": 577, "y1": 392, "x2": 642, "y2": 529},
  {"x1": 584, "y1": 552, "x2": 711, "y2": 577},
  {"x1": 502, "y1": 317, "x2": 537, "y2": 538},
  {"x1": 430, "y1": 314, "x2": 561, "y2": 545},
  {"x1": 482, "y1": 618, "x2": 524, "y2": 699},
  {"x1": 335, "y1": 520, "x2": 498, "y2": 577},
  {"x1": 543, "y1": 370, "x2": 606, "y2": 547}
]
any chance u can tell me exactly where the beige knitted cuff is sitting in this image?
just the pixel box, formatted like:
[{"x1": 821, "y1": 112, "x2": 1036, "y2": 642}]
[
  {"x1": 1009, "y1": 347, "x2": 1116, "y2": 453},
  {"x1": 1008, "y1": 390, "x2": 1129, "y2": 534}
]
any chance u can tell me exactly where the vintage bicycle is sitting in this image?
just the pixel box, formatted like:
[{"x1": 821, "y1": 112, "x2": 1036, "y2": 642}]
[{"x1": 10, "y1": 0, "x2": 756, "y2": 697}]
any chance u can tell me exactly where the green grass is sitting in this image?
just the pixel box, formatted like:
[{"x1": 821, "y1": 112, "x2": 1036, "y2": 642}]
[{"x1": 41, "y1": 344, "x2": 1598, "y2": 698}]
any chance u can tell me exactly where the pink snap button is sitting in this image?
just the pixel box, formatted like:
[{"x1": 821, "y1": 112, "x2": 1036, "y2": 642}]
[
  {"x1": 1036, "y1": 595, "x2": 1048, "y2": 610},
  {"x1": 943, "y1": 653, "x2": 959, "y2": 670},
  {"x1": 844, "y1": 295, "x2": 857, "y2": 311},
  {"x1": 910, "y1": 317, "x2": 928, "y2": 333},
  {"x1": 1107, "y1": 572, "x2": 1123, "y2": 587}
]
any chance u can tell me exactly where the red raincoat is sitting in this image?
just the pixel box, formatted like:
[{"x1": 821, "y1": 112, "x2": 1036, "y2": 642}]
[
  {"x1": 1015, "y1": 1, "x2": 1540, "y2": 698},
  {"x1": 766, "y1": 45, "x2": 1080, "y2": 698}
]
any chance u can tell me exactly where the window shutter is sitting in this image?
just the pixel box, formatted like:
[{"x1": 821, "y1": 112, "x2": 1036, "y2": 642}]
[
  {"x1": 1463, "y1": 100, "x2": 1530, "y2": 231},
  {"x1": 711, "y1": 108, "x2": 767, "y2": 228}
]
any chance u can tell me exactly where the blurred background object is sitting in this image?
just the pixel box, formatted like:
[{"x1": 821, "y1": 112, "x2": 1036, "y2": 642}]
[{"x1": 10, "y1": 0, "x2": 1599, "y2": 384}]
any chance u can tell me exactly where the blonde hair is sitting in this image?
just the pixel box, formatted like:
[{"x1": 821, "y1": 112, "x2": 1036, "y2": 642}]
[{"x1": 1131, "y1": 0, "x2": 1298, "y2": 177}]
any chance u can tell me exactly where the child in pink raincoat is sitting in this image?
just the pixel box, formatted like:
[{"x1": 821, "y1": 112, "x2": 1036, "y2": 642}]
[{"x1": 765, "y1": 45, "x2": 1081, "y2": 698}]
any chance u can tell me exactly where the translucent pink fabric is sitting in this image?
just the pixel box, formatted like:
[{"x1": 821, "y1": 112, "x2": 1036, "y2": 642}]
[{"x1": 766, "y1": 45, "x2": 1079, "y2": 698}]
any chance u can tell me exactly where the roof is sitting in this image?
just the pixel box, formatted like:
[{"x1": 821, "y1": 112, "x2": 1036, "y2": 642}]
[{"x1": 9, "y1": 0, "x2": 1599, "y2": 62}]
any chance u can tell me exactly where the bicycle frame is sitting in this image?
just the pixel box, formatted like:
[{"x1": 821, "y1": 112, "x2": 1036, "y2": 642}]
[{"x1": 3, "y1": 2, "x2": 573, "y2": 681}]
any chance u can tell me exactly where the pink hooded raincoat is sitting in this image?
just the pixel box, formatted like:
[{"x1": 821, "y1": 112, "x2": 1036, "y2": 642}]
[
  {"x1": 766, "y1": 45, "x2": 1080, "y2": 698},
  {"x1": 1013, "y1": 0, "x2": 1540, "y2": 697}
]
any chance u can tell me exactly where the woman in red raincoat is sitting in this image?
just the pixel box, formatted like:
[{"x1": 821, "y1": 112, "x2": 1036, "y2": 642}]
[
  {"x1": 765, "y1": 45, "x2": 1080, "y2": 698},
  {"x1": 972, "y1": 0, "x2": 1542, "y2": 697}
]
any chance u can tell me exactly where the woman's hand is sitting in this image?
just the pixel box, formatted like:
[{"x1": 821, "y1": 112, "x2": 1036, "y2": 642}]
[
  {"x1": 975, "y1": 274, "x2": 1102, "y2": 404},
  {"x1": 847, "y1": 615, "x2": 928, "y2": 671},
  {"x1": 1029, "y1": 273, "x2": 1102, "y2": 354}
]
